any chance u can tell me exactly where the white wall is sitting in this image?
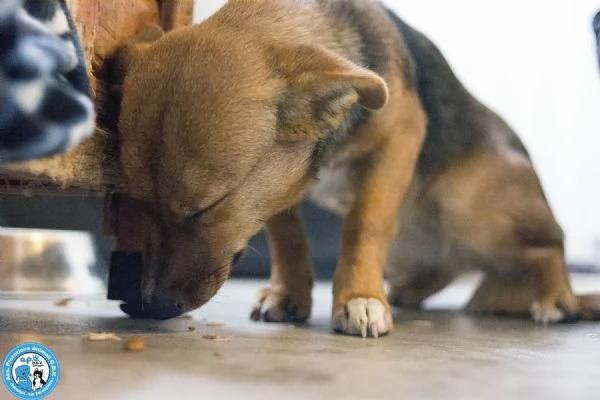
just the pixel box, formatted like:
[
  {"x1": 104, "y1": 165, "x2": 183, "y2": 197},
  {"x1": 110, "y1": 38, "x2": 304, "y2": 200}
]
[
  {"x1": 193, "y1": 1, "x2": 227, "y2": 22},
  {"x1": 194, "y1": 1, "x2": 600, "y2": 265}
]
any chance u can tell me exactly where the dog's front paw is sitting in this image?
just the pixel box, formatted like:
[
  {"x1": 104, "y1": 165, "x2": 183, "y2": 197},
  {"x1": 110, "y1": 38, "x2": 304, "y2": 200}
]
[
  {"x1": 331, "y1": 298, "x2": 393, "y2": 338},
  {"x1": 250, "y1": 287, "x2": 311, "y2": 323}
]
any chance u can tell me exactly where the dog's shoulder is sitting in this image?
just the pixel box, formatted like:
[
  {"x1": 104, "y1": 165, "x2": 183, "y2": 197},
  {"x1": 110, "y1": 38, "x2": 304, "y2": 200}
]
[{"x1": 308, "y1": 1, "x2": 418, "y2": 163}]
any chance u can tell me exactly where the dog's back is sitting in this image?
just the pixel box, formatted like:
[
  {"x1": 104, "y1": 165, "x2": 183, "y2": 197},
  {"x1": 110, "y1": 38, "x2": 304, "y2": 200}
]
[
  {"x1": 384, "y1": 11, "x2": 529, "y2": 176},
  {"x1": 300, "y1": 2, "x2": 528, "y2": 175}
]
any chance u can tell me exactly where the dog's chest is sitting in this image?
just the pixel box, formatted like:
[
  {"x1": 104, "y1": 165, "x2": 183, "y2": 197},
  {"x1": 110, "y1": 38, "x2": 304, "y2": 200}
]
[
  {"x1": 308, "y1": 162, "x2": 356, "y2": 216},
  {"x1": 307, "y1": 109, "x2": 375, "y2": 215}
]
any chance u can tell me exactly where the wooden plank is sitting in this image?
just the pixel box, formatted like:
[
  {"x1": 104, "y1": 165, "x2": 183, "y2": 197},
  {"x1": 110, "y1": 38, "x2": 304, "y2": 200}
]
[{"x1": 0, "y1": 0, "x2": 195, "y2": 195}]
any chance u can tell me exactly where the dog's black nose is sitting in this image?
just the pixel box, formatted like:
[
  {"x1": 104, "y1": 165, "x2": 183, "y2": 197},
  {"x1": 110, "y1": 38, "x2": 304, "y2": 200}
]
[{"x1": 146, "y1": 291, "x2": 184, "y2": 320}]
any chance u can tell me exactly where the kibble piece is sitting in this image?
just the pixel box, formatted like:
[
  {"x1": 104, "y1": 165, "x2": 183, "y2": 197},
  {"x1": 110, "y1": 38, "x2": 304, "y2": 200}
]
[
  {"x1": 124, "y1": 337, "x2": 145, "y2": 351},
  {"x1": 83, "y1": 332, "x2": 122, "y2": 342},
  {"x1": 202, "y1": 335, "x2": 229, "y2": 342},
  {"x1": 54, "y1": 298, "x2": 73, "y2": 307}
]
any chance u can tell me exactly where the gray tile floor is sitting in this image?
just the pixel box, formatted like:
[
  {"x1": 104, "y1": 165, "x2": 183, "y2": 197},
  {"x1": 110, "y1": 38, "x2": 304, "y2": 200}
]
[{"x1": 1, "y1": 275, "x2": 600, "y2": 400}]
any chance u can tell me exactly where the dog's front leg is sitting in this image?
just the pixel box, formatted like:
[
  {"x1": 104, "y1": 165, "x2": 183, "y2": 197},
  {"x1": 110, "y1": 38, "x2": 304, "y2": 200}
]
[
  {"x1": 251, "y1": 206, "x2": 314, "y2": 323},
  {"x1": 332, "y1": 109, "x2": 425, "y2": 338}
]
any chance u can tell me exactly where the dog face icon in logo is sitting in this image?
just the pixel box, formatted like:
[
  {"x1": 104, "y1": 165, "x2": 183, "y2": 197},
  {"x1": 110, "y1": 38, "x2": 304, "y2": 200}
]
[
  {"x1": 13, "y1": 365, "x2": 32, "y2": 391},
  {"x1": 2, "y1": 343, "x2": 60, "y2": 399}
]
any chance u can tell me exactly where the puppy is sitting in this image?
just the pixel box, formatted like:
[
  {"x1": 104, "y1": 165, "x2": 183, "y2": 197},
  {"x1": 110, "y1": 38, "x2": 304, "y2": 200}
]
[{"x1": 116, "y1": 0, "x2": 600, "y2": 337}]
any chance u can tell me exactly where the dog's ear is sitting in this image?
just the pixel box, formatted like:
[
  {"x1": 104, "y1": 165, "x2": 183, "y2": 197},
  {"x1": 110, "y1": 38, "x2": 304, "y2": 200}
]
[
  {"x1": 111, "y1": 25, "x2": 165, "y2": 96},
  {"x1": 273, "y1": 44, "x2": 389, "y2": 141}
]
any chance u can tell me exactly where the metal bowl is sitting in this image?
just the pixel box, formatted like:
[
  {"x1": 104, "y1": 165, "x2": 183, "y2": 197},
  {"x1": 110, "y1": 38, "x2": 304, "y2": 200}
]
[{"x1": 0, "y1": 228, "x2": 106, "y2": 298}]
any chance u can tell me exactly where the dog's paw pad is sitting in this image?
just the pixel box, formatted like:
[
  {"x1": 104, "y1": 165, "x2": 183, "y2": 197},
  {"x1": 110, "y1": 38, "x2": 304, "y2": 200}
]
[
  {"x1": 530, "y1": 301, "x2": 567, "y2": 324},
  {"x1": 332, "y1": 298, "x2": 392, "y2": 338},
  {"x1": 250, "y1": 288, "x2": 311, "y2": 323}
]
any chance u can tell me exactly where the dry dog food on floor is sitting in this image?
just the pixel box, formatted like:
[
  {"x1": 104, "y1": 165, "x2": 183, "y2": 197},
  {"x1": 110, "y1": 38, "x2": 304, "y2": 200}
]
[
  {"x1": 53, "y1": 298, "x2": 73, "y2": 307},
  {"x1": 187, "y1": 326, "x2": 196, "y2": 332},
  {"x1": 123, "y1": 337, "x2": 145, "y2": 351},
  {"x1": 202, "y1": 335, "x2": 230, "y2": 342},
  {"x1": 83, "y1": 332, "x2": 122, "y2": 342}
]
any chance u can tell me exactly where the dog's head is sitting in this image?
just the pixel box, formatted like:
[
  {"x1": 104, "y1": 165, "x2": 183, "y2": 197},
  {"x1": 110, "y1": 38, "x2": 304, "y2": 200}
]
[
  {"x1": 15, "y1": 365, "x2": 30, "y2": 379},
  {"x1": 116, "y1": 20, "x2": 388, "y2": 319}
]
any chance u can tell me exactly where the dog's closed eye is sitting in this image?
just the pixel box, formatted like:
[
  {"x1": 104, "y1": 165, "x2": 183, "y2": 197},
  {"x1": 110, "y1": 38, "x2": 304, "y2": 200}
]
[
  {"x1": 176, "y1": 193, "x2": 231, "y2": 226},
  {"x1": 182, "y1": 210, "x2": 203, "y2": 225}
]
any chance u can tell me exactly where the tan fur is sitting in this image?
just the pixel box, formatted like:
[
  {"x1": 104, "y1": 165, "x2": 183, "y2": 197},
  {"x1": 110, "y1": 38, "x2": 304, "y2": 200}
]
[
  {"x1": 330, "y1": 87, "x2": 426, "y2": 333},
  {"x1": 388, "y1": 151, "x2": 599, "y2": 322},
  {"x1": 116, "y1": 0, "x2": 600, "y2": 333},
  {"x1": 117, "y1": 0, "x2": 416, "y2": 334}
]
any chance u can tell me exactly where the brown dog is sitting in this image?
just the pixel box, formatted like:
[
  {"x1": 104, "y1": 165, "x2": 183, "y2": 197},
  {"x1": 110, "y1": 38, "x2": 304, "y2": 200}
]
[{"x1": 116, "y1": 0, "x2": 600, "y2": 337}]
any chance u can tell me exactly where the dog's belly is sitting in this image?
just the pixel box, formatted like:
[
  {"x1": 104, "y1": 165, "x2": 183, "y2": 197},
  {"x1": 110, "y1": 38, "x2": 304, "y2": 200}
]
[
  {"x1": 309, "y1": 162, "x2": 357, "y2": 216},
  {"x1": 309, "y1": 161, "x2": 506, "y2": 284}
]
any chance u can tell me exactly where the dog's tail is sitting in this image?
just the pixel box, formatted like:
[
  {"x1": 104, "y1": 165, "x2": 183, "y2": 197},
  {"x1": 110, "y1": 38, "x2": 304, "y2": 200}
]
[{"x1": 576, "y1": 294, "x2": 600, "y2": 321}]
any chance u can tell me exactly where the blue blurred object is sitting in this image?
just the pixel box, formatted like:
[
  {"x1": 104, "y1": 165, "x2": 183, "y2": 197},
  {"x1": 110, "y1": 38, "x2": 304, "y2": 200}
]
[
  {"x1": 0, "y1": 0, "x2": 94, "y2": 164},
  {"x1": 594, "y1": 11, "x2": 600, "y2": 69}
]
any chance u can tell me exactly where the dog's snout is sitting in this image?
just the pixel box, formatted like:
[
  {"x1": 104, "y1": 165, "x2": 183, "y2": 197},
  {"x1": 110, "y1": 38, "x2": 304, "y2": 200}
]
[{"x1": 146, "y1": 290, "x2": 184, "y2": 320}]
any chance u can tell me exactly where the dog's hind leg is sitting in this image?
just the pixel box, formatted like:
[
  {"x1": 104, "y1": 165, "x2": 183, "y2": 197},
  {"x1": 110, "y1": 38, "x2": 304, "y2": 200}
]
[
  {"x1": 466, "y1": 267, "x2": 600, "y2": 322},
  {"x1": 434, "y1": 152, "x2": 600, "y2": 323},
  {"x1": 250, "y1": 205, "x2": 314, "y2": 323},
  {"x1": 386, "y1": 184, "x2": 458, "y2": 309},
  {"x1": 468, "y1": 272, "x2": 543, "y2": 319},
  {"x1": 469, "y1": 248, "x2": 600, "y2": 323},
  {"x1": 388, "y1": 268, "x2": 456, "y2": 309}
]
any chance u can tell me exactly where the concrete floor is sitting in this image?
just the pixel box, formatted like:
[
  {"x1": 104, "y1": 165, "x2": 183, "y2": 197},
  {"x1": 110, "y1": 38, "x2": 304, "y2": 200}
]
[{"x1": 1, "y1": 275, "x2": 600, "y2": 400}]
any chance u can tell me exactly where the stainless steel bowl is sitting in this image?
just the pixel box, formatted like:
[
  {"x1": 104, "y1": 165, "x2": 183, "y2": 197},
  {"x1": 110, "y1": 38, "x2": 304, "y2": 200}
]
[{"x1": 0, "y1": 228, "x2": 106, "y2": 298}]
